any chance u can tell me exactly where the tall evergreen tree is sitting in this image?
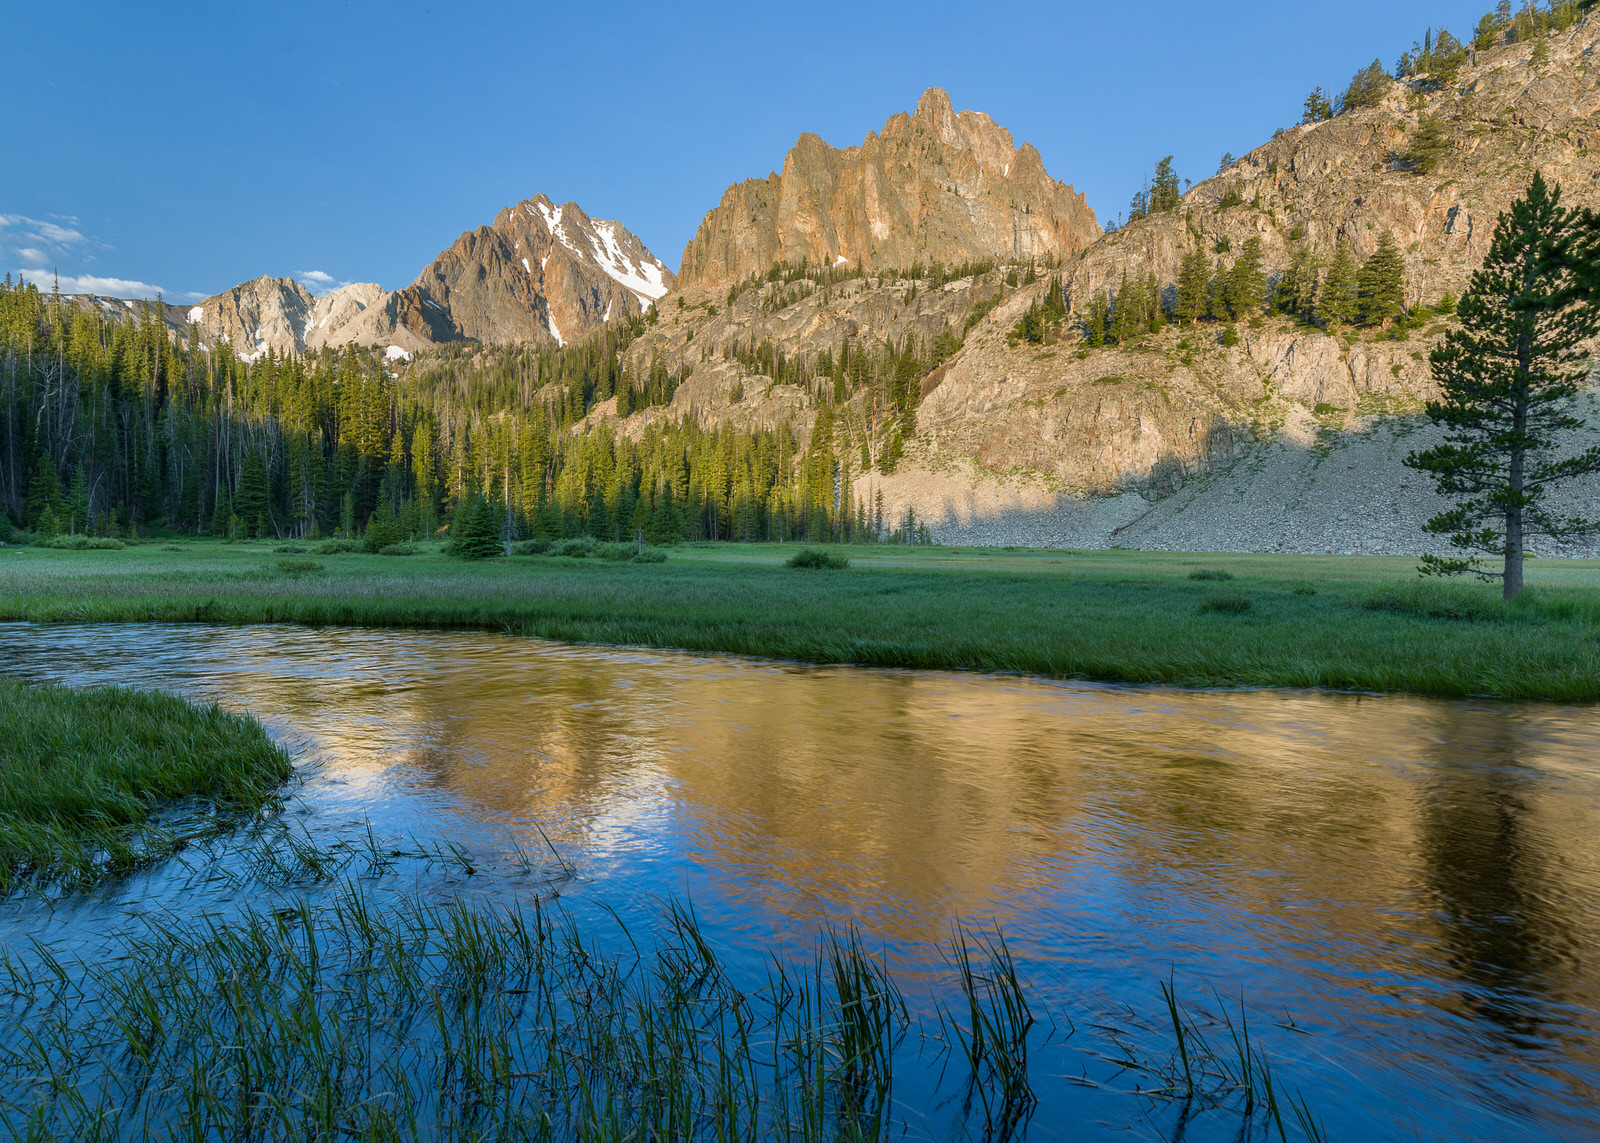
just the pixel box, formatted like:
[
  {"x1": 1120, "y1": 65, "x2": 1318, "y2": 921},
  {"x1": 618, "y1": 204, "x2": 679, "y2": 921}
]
[
  {"x1": 1109, "y1": 271, "x2": 1138, "y2": 344},
  {"x1": 1150, "y1": 156, "x2": 1181, "y2": 213},
  {"x1": 1339, "y1": 59, "x2": 1392, "y2": 112},
  {"x1": 1357, "y1": 231, "x2": 1406, "y2": 327},
  {"x1": 24, "y1": 456, "x2": 59, "y2": 531},
  {"x1": 1085, "y1": 292, "x2": 1110, "y2": 346},
  {"x1": 1318, "y1": 243, "x2": 1360, "y2": 325},
  {"x1": 1405, "y1": 114, "x2": 1450, "y2": 174},
  {"x1": 1205, "y1": 258, "x2": 1231, "y2": 321},
  {"x1": 1405, "y1": 175, "x2": 1600, "y2": 597},
  {"x1": 447, "y1": 491, "x2": 503, "y2": 559},
  {"x1": 1176, "y1": 246, "x2": 1211, "y2": 324},
  {"x1": 234, "y1": 449, "x2": 272, "y2": 538},
  {"x1": 63, "y1": 465, "x2": 90, "y2": 535},
  {"x1": 1274, "y1": 244, "x2": 1321, "y2": 321},
  {"x1": 1226, "y1": 237, "x2": 1266, "y2": 318},
  {"x1": 1302, "y1": 87, "x2": 1334, "y2": 123}
]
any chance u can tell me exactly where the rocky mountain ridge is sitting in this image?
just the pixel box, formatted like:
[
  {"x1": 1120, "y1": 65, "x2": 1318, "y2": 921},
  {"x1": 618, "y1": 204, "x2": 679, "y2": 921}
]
[
  {"x1": 410, "y1": 194, "x2": 672, "y2": 347},
  {"x1": 99, "y1": 195, "x2": 674, "y2": 361},
  {"x1": 678, "y1": 88, "x2": 1101, "y2": 288},
  {"x1": 596, "y1": 15, "x2": 1600, "y2": 551}
]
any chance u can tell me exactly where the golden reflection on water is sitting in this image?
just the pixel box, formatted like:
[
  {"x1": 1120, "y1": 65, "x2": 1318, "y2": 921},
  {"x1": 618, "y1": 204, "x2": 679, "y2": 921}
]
[
  {"x1": 207, "y1": 630, "x2": 1600, "y2": 973},
  {"x1": 8, "y1": 623, "x2": 1599, "y2": 1091}
]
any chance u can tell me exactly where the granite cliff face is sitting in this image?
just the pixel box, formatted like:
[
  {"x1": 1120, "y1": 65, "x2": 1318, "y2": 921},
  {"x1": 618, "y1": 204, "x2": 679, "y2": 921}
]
[
  {"x1": 678, "y1": 88, "x2": 1102, "y2": 288},
  {"x1": 182, "y1": 277, "x2": 449, "y2": 361},
  {"x1": 410, "y1": 195, "x2": 672, "y2": 346}
]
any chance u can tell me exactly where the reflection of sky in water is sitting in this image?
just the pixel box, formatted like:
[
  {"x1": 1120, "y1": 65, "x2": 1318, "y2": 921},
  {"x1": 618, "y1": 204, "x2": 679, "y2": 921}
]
[{"x1": 2, "y1": 622, "x2": 1599, "y2": 1141}]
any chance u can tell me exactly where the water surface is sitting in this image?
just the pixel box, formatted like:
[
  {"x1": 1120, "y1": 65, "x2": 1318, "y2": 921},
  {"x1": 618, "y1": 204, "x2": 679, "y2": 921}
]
[{"x1": 2, "y1": 622, "x2": 1597, "y2": 1140}]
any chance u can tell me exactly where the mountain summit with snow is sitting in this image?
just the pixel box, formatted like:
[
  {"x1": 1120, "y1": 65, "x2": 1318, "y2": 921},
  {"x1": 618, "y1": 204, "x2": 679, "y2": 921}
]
[
  {"x1": 177, "y1": 194, "x2": 673, "y2": 358},
  {"x1": 410, "y1": 193, "x2": 672, "y2": 347}
]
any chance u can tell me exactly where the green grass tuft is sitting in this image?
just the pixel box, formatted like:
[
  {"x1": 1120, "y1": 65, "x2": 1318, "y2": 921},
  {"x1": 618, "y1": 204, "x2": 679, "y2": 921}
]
[
  {"x1": 31, "y1": 534, "x2": 125, "y2": 550},
  {"x1": 1188, "y1": 568, "x2": 1234, "y2": 581},
  {"x1": 787, "y1": 548, "x2": 851, "y2": 570},
  {"x1": 0, "y1": 679, "x2": 291, "y2": 891},
  {"x1": 1199, "y1": 590, "x2": 1253, "y2": 614}
]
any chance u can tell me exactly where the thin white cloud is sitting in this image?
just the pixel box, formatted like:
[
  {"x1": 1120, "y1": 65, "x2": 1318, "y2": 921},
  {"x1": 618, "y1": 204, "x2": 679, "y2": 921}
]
[
  {"x1": 16, "y1": 269, "x2": 169, "y2": 300},
  {"x1": 4, "y1": 210, "x2": 198, "y2": 302},
  {"x1": 296, "y1": 269, "x2": 350, "y2": 296},
  {"x1": 0, "y1": 214, "x2": 86, "y2": 246}
]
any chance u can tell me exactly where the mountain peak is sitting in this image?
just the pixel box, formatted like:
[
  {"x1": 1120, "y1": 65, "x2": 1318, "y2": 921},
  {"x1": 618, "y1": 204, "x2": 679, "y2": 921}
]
[
  {"x1": 678, "y1": 91, "x2": 1099, "y2": 287},
  {"x1": 410, "y1": 192, "x2": 673, "y2": 346}
]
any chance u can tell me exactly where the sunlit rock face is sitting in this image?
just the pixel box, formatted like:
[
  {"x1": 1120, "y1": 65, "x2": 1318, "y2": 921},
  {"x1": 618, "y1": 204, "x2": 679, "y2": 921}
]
[{"x1": 677, "y1": 88, "x2": 1101, "y2": 288}]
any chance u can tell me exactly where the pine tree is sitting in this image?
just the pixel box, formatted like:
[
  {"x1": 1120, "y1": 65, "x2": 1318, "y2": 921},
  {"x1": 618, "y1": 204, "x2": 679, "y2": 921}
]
[
  {"x1": 1357, "y1": 231, "x2": 1406, "y2": 327},
  {"x1": 1110, "y1": 271, "x2": 1137, "y2": 344},
  {"x1": 447, "y1": 492, "x2": 503, "y2": 559},
  {"x1": 63, "y1": 464, "x2": 90, "y2": 535},
  {"x1": 1302, "y1": 87, "x2": 1333, "y2": 123},
  {"x1": 1205, "y1": 258, "x2": 1230, "y2": 321},
  {"x1": 1176, "y1": 247, "x2": 1211, "y2": 324},
  {"x1": 1318, "y1": 243, "x2": 1360, "y2": 325},
  {"x1": 1339, "y1": 59, "x2": 1391, "y2": 112},
  {"x1": 1405, "y1": 114, "x2": 1450, "y2": 174},
  {"x1": 1226, "y1": 237, "x2": 1266, "y2": 318},
  {"x1": 1274, "y1": 244, "x2": 1320, "y2": 322},
  {"x1": 1150, "y1": 156, "x2": 1181, "y2": 213},
  {"x1": 1144, "y1": 271, "x2": 1164, "y2": 331},
  {"x1": 1405, "y1": 175, "x2": 1600, "y2": 598},
  {"x1": 364, "y1": 497, "x2": 404, "y2": 552},
  {"x1": 234, "y1": 449, "x2": 271, "y2": 538},
  {"x1": 24, "y1": 456, "x2": 60, "y2": 531},
  {"x1": 1086, "y1": 292, "x2": 1110, "y2": 346}
]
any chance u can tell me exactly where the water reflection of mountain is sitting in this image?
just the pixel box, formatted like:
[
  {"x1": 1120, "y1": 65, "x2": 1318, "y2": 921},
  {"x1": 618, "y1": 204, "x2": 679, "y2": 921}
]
[
  {"x1": 15, "y1": 624, "x2": 1598, "y2": 1094},
  {"x1": 297, "y1": 638, "x2": 1600, "y2": 1005}
]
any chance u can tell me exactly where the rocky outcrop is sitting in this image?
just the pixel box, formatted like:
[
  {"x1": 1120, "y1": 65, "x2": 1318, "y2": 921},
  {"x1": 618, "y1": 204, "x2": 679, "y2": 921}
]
[
  {"x1": 186, "y1": 276, "x2": 315, "y2": 362},
  {"x1": 1066, "y1": 16, "x2": 1600, "y2": 315},
  {"x1": 678, "y1": 88, "x2": 1102, "y2": 287},
  {"x1": 181, "y1": 278, "x2": 450, "y2": 361},
  {"x1": 411, "y1": 195, "x2": 672, "y2": 346}
]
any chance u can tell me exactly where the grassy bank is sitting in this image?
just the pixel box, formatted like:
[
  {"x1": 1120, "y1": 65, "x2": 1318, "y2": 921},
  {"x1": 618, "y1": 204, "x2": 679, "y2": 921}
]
[
  {"x1": 0, "y1": 678, "x2": 291, "y2": 890},
  {"x1": 2, "y1": 538, "x2": 1598, "y2": 699}
]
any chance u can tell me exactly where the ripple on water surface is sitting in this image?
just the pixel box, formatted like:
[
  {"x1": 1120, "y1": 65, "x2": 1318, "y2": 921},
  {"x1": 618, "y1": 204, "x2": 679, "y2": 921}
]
[{"x1": 2, "y1": 622, "x2": 1598, "y2": 1141}]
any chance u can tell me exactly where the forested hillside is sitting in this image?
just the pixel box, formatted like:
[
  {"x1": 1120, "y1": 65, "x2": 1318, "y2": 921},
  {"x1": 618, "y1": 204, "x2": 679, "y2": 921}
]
[{"x1": 0, "y1": 277, "x2": 930, "y2": 547}]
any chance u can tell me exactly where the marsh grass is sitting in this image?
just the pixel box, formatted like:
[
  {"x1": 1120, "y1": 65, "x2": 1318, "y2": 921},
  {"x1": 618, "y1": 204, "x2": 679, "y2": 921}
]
[
  {"x1": 0, "y1": 680, "x2": 291, "y2": 892},
  {"x1": 1199, "y1": 591, "x2": 1253, "y2": 615},
  {"x1": 0, "y1": 879, "x2": 1326, "y2": 1142},
  {"x1": 29, "y1": 534, "x2": 125, "y2": 551},
  {"x1": 3, "y1": 541, "x2": 1599, "y2": 698}
]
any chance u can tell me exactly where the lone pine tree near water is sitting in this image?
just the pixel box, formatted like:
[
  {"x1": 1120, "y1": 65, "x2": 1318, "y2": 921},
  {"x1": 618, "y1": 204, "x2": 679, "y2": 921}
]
[{"x1": 1406, "y1": 175, "x2": 1600, "y2": 597}]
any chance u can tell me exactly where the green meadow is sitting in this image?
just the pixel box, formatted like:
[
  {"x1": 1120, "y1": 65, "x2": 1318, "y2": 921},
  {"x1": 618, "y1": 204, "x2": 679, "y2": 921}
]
[{"x1": 3, "y1": 538, "x2": 1597, "y2": 700}]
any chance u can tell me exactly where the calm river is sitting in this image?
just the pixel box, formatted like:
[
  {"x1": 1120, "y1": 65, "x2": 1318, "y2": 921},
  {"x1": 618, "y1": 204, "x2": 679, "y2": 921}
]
[{"x1": 2, "y1": 622, "x2": 1597, "y2": 1140}]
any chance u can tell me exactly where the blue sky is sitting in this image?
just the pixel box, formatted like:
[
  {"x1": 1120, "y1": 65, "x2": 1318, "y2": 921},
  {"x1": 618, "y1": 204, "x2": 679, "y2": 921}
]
[{"x1": 2, "y1": 0, "x2": 1493, "y2": 301}]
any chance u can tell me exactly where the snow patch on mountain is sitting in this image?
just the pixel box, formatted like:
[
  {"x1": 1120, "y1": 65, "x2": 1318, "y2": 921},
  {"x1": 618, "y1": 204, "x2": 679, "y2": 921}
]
[{"x1": 587, "y1": 220, "x2": 669, "y2": 309}]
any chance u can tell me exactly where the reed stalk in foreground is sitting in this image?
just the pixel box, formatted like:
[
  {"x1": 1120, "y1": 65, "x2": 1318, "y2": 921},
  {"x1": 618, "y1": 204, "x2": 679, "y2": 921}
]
[{"x1": 0, "y1": 872, "x2": 1328, "y2": 1142}]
